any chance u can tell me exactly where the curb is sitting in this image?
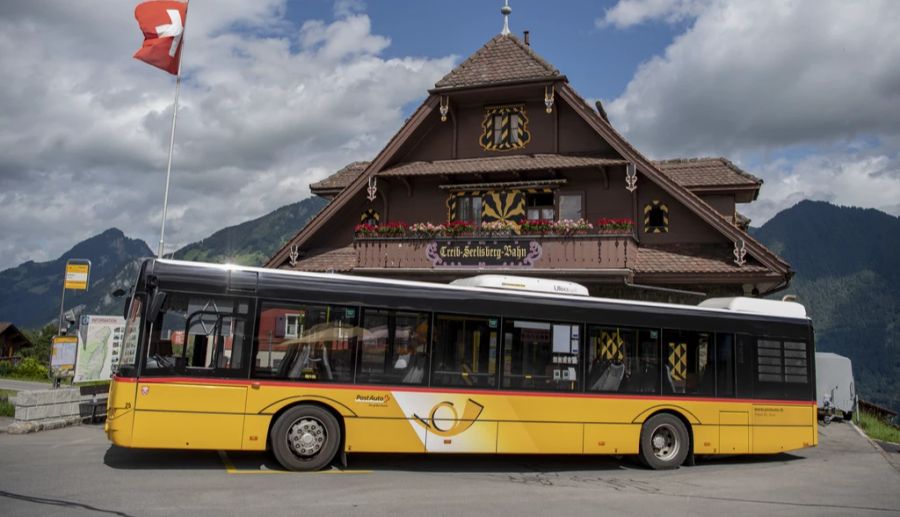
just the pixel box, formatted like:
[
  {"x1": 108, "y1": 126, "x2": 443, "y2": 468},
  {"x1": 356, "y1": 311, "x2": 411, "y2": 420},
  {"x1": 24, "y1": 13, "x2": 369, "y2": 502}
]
[{"x1": 850, "y1": 422, "x2": 900, "y2": 474}]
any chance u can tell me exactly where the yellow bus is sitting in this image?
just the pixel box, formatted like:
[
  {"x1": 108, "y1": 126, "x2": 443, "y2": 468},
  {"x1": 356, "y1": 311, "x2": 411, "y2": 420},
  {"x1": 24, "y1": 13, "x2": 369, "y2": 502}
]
[{"x1": 107, "y1": 259, "x2": 817, "y2": 471}]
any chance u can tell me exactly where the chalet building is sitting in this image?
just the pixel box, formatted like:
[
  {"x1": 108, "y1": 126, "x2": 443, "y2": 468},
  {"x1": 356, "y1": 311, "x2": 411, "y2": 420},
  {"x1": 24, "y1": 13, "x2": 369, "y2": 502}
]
[
  {"x1": 267, "y1": 23, "x2": 792, "y2": 303},
  {"x1": 0, "y1": 322, "x2": 32, "y2": 360}
]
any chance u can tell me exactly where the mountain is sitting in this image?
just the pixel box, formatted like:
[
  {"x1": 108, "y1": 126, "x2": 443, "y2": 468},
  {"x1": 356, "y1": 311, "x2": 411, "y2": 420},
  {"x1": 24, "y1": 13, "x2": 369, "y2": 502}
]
[
  {"x1": 0, "y1": 228, "x2": 153, "y2": 329},
  {"x1": 173, "y1": 196, "x2": 327, "y2": 266},
  {"x1": 752, "y1": 200, "x2": 900, "y2": 413}
]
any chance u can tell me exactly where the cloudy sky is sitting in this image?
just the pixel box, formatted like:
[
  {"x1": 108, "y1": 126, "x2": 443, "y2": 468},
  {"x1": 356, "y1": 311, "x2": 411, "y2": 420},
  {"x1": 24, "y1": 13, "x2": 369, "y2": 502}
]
[{"x1": 1, "y1": 0, "x2": 898, "y2": 271}]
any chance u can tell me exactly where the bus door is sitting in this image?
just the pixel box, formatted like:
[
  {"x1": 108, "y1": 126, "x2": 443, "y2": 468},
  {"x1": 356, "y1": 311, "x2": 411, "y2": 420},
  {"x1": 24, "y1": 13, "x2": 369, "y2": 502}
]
[{"x1": 133, "y1": 294, "x2": 252, "y2": 450}]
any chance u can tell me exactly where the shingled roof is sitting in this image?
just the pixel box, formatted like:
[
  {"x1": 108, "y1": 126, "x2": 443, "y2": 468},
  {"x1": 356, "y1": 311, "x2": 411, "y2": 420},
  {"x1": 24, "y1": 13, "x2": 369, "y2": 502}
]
[
  {"x1": 433, "y1": 34, "x2": 562, "y2": 91},
  {"x1": 379, "y1": 154, "x2": 627, "y2": 177},
  {"x1": 309, "y1": 161, "x2": 370, "y2": 195},
  {"x1": 309, "y1": 156, "x2": 761, "y2": 194},
  {"x1": 653, "y1": 157, "x2": 761, "y2": 189}
]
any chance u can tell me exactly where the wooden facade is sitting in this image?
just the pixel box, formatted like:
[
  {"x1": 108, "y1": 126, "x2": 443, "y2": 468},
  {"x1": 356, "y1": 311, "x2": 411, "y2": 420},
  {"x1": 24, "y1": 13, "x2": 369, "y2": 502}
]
[{"x1": 267, "y1": 32, "x2": 791, "y2": 303}]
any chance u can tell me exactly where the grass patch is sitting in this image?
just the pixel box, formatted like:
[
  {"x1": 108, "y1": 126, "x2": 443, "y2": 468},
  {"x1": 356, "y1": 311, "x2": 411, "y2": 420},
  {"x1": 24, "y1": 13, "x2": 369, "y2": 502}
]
[
  {"x1": 859, "y1": 410, "x2": 900, "y2": 444},
  {"x1": 0, "y1": 389, "x2": 15, "y2": 418}
]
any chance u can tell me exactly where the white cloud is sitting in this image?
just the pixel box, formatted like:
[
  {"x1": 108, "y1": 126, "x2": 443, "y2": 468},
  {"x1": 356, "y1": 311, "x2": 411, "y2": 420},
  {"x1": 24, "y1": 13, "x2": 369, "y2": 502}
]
[
  {"x1": 600, "y1": 0, "x2": 900, "y2": 224},
  {"x1": 597, "y1": 0, "x2": 712, "y2": 28},
  {"x1": 741, "y1": 152, "x2": 900, "y2": 225},
  {"x1": 0, "y1": 1, "x2": 455, "y2": 270}
]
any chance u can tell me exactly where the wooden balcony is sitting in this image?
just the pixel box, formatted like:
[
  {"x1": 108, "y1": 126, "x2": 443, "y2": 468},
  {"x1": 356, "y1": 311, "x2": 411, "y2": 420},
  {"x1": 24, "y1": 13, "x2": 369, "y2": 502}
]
[{"x1": 354, "y1": 234, "x2": 638, "y2": 271}]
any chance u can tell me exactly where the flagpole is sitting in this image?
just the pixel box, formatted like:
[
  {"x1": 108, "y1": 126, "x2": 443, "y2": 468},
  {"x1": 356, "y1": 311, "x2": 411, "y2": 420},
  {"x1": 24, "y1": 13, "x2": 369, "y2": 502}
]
[{"x1": 157, "y1": 3, "x2": 187, "y2": 258}]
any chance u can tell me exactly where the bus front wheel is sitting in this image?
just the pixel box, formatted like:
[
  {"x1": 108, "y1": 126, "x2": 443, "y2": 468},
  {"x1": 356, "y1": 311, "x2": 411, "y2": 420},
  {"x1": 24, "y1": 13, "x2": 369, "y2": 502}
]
[
  {"x1": 639, "y1": 413, "x2": 690, "y2": 470},
  {"x1": 271, "y1": 405, "x2": 341, "y2": 472}
]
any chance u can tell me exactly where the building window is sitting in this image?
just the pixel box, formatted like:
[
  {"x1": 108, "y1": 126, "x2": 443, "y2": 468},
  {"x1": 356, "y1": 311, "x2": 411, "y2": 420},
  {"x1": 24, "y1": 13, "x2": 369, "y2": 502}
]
[
  {"x1": 453, "y1": 195, "x2": 483, "y2": 225},
  {"x1": 480, "y1": 105, "x2": 531, "y2": 151},
  {"x1": 526, "y1": 192, "x2": 555, "y2": 220},
  {"x1": 284, "y1": 314, "x2": 299, "y2": 338},
  {"x1": 360, "y1": 209, "x2": 380, "y2": 226},
  {"x1": 558, "y1": 193, "x2": 583, "y2": 221},
  {"x1": 644, "y1": 200, "x2": 669, "y2": 233}
]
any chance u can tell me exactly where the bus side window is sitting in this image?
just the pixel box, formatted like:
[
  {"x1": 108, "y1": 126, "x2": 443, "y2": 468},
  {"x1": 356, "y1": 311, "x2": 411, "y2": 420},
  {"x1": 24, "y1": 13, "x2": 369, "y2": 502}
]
[
  {"x1": 357, "y1": 309, "x2": 429, "y2": 385},
  {"x1": 502, "y1": 319, "x2": 581, "y2": 392},
  {"x1": 586, "y1": 326, "x2": 659, "y2": 394},
  {"x1": 715, "y1": 333, "x2": 735, "y2": 397},
  {"x1": 252, "y1": 302, "x2": 359, "y2": 383},
  {"x1": 661, "y1": 330, "x2": 715, "y2": 396},
  {"x1": 431, "y1": 314, "x2": 499, "y2": 389},
  {"x1": 144, "y1": 294, "x2": 250, "y2": 376},
  {"x1": 735, "y1": 334, "x2": 755, "y2": 398}
]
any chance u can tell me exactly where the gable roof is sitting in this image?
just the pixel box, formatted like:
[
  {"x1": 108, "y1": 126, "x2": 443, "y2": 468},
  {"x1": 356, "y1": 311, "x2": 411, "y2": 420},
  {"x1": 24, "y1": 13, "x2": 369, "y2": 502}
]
[
  {"x1": 309, "y1": 161, "x2": 369, "y2": 195},
  {"x1": 269, "y1": 35, "x2": 791, "y2": 284},
  {"x1": 433, "y1": 34, "x2": 562, "y2": 91},
  {"x1": 654, "y1": 157, "x2": 762, "y2": 189},
  {"x1": 555, "y1": 83, "x2": 790, "y2": 275}
]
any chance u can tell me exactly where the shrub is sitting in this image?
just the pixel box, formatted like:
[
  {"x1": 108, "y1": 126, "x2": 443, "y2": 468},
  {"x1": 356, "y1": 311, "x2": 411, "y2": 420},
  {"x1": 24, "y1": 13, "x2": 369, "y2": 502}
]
[
  {"x1": 520, "y1": 219, "x2": 555, "y2": 234},
  {"x1": 0, "y1": 361, "x2": 11, "y2": 377},
  {"x1": 444, "y1": 221, "x2": 475, "y2": 237},
  {"x1": 375, "y1": 221, "x2": 408, "y2": 237},
  {"x1": 354, "y1": 223, "x2": 378, "y2": 237},
  {"x1": 12, "y1": 357, "x2": 48, "y2": 380},
  {"x1": 597, "y1": 217, "x2": 634, "y2": 232},
  {"x1": 481, "y1": 220, "x2": 517, "y2": 233},
  {"x1": 554, "y1": 219, "x2": 594, "y2": 235},
  {"x1": 409, "y1": 222, "x2": 445, "y2": 238}
]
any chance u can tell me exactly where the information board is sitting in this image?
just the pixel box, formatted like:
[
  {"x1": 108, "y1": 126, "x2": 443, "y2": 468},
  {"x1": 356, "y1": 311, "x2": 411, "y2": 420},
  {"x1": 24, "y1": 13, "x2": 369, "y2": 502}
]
[{"x1": 74, "y1": 315, "x2": 125, "y2": 383}]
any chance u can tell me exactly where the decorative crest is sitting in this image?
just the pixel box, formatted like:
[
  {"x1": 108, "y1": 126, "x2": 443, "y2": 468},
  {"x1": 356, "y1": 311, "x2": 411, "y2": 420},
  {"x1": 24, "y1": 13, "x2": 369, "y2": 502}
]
[
  {"x1": 501, "y1": 1, "x2": 512, "y2": 35},
  {"x1": 440, "y1": 95, "x2": 450, "y2": 122},
  {"x1": 625, "y1": 162, "x2": 637, "y2": 192},
  {"x1": 288, "y1": 244, "x2": 300, "y2": 267},
  {"x1": 733, "y1": 239, "x2": 747, "y2": 267},
  {"x1": 544, "y1": 85, "x2": 555, "y2": 113},
  {"x1": 367, "y1": 176, "x2": 378, "y2": 201}
]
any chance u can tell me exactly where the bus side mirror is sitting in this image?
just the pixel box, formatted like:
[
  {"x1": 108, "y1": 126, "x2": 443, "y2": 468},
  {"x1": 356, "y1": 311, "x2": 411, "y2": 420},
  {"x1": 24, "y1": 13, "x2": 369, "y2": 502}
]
[{"x1": 149, "y1": 292, "x2": 168, "y2": 321}]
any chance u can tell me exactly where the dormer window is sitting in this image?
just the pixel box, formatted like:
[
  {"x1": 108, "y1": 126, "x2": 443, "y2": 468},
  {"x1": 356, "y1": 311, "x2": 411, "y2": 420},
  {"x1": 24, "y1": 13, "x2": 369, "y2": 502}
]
[
  {"x1": 481, "y1": 105, "x2": 530, "y2": 151},
  {"x1": 644, "y1": 200, "x2": 669, "y2": 233}
]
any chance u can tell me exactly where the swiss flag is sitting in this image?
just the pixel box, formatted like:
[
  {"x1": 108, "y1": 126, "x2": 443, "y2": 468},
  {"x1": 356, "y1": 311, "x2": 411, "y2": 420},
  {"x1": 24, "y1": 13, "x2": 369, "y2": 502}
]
[{"x1": 133, "y1": 1, "x2": 188, "y2": 75}]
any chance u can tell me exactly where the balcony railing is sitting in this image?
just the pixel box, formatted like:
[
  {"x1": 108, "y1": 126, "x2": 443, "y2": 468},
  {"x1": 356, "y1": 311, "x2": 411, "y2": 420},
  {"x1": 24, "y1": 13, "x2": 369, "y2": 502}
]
[{"x1": 354, "y1": 234, "x2": 637, "y2": 271}]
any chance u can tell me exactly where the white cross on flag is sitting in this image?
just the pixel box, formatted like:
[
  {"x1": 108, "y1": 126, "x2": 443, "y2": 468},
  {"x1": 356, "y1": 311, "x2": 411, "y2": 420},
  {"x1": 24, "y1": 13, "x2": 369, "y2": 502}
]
[{"x1": 133, "y1": 1, "x2": 188, "y2": 74}]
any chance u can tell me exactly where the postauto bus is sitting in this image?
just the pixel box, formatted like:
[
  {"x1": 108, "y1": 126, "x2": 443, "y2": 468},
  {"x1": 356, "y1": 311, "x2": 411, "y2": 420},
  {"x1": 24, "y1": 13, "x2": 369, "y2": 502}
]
[{"x1": 107, "y1": 259, "x2": 817, "y2": 471}]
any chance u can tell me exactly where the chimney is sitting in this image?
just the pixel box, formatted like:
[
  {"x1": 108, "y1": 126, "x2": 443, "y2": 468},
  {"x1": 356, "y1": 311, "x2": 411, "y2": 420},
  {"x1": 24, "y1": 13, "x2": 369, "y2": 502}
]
[{"x1": 523, "y1": 30, "x2": 530, "y2": 46}]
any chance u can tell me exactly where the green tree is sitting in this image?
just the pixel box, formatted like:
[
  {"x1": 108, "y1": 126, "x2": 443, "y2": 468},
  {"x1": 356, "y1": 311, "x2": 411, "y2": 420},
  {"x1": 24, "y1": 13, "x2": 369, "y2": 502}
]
[{"x1": 20, "y1": 324, "x2": 56, "y2": 364}]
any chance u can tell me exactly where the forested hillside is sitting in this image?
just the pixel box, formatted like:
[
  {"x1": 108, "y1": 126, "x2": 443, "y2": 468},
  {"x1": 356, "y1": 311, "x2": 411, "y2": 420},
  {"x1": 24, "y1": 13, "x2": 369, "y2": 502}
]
[{"x1": 753, "y1": 200, "x2": 900, "y2": 413}]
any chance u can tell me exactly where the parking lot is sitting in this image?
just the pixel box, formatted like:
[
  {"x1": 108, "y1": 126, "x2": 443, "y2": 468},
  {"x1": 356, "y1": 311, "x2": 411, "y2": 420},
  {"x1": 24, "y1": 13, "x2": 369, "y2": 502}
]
[{"x1": 1, "y1": 421, "x2": 898, "y2": 517}]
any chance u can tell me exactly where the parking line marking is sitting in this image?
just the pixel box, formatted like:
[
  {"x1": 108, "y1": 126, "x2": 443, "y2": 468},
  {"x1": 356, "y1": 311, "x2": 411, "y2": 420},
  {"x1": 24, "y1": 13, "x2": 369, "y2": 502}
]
[{"x1": 217, "y1": 451, "x2": 371, "y2": 475}]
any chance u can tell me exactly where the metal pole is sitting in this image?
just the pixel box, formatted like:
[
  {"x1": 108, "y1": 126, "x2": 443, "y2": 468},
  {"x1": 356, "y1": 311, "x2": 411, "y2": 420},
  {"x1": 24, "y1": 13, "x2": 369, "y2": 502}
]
[
  {"x1": 157, "y1": 11, "x2": 187, "y2": 258},
  {"x1": 57, "y1": 283, "x2": 67, "y2": 335}
]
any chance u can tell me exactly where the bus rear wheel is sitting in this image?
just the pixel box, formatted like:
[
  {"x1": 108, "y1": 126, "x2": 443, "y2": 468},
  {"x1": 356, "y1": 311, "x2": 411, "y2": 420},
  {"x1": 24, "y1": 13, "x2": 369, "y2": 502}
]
[
  {"x1": 639, "y1": 413, "x2": 689, "y2": 470},
  {"x1": 271, "y1": 405, "x2": 341, "y2": 472}
]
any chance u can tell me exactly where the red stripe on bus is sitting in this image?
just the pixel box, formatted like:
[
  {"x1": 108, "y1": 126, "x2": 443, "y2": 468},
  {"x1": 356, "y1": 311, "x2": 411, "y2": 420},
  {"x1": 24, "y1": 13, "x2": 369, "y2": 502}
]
[{"x1": 113, "y1": 375, "x2": 816, "y2": 406}]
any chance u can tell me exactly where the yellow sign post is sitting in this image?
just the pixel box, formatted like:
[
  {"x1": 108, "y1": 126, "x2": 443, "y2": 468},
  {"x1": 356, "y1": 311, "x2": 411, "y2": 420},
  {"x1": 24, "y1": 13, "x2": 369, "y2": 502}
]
[
  {"x1": 55, "y1": 259, "x2": 91, "y2": 387},
  {"x1": 64, "y1": 263, "x2": 90, "y2": 290}
]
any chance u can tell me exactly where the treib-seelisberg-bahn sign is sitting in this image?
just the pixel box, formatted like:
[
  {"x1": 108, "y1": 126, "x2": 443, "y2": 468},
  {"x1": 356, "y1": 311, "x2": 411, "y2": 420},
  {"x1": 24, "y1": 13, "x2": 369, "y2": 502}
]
[{"x1": 425, "y1": 238, "x2": 542, "y2": 268}]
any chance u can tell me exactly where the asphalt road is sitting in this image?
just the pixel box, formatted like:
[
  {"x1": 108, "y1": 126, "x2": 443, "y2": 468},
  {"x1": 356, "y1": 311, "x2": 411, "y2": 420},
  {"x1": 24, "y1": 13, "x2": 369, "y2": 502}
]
[
  {"x1": 0, "y1": 378, "x2": 51, "y2": 392},
  {"x1": 0, "y1": 421, "x2": 898, "y2": 517}
]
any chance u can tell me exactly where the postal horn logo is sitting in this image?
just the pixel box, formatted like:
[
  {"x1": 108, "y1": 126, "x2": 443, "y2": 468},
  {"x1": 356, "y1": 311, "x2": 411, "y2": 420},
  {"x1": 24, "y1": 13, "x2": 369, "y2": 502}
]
[{"x1": 412, "y1": 398, "x2": 484, "y2": 437}]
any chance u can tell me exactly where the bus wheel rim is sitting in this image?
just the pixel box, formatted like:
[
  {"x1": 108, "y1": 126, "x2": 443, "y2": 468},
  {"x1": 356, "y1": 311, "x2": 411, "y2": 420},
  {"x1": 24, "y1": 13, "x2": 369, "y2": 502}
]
[
  {"x1": 287, "y1": 417, "x2": 327, "y2": 457},
  {"x1": 650, "y1": 424, "x2": 679, "y2": 461}
]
